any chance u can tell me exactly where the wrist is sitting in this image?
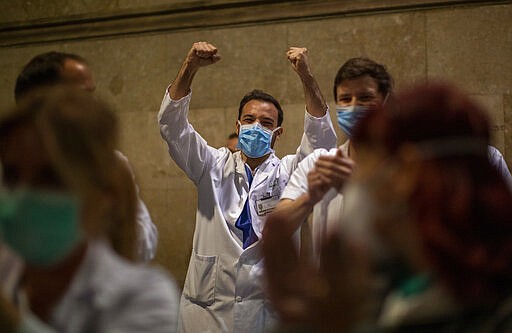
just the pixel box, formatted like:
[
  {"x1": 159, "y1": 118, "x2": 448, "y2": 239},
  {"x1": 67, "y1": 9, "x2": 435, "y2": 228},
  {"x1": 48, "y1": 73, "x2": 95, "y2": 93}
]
[
  {"x1": 181, "y1": 59, "x2": 199, "y2": 78},
  {"x1": 301, "y1": 192, "x2": 319, "y2": 209}
]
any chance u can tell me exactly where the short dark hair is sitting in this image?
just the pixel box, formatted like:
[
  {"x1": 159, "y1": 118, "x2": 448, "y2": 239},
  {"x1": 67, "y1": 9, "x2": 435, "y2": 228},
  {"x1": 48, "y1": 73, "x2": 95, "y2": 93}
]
[
  {"x1": 14, "y1": 51, "x2": 87, "y2": 102},
  {"x1": 238, "y1": 90, "x2": 284, "y2": 126},
  {"x1": 333, "y1": 57, "x2": 393, "y2": 102},
  {"x1": 228, "y1": 132, "x2": 238, "y2": 139}
]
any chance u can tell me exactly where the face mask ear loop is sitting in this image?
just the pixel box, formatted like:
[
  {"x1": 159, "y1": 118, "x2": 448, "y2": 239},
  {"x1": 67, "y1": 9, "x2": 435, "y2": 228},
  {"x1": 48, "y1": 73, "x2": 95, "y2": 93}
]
[
  {"x1": 382, "y1": 92, "x2": 390, "y2": 105},
  {"x1": 270, "y1": 126, "x2": 281, "y2": 145}
]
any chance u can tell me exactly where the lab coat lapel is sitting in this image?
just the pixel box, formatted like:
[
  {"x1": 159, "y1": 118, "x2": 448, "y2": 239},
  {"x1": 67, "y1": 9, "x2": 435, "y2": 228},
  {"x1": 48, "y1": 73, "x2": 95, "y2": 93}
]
[
  {"x1": 250, "y1": 153, "x2": 279, "y2": 189},
  {"x1": 233, "y1": 151, "x2": 250, "y2": 194},
  {"x1": 221, "y1": 152, "x2": 250, "y2": 230},
  {"x1": 247, "y1": 153, "x2": 281, "y2": 241}
]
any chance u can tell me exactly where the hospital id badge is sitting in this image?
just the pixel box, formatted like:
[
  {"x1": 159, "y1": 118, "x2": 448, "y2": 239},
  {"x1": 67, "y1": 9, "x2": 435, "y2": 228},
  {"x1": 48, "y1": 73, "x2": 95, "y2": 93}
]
[{"x1": 256, "y1": 195, "x2": 279, "y2": 216}]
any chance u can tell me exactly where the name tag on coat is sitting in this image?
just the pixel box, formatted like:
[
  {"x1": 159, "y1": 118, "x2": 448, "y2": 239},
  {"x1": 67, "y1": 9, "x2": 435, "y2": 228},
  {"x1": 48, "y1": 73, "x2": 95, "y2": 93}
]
[{"x1": 255, "y1": 195, "x2": 279, "y2": 216}]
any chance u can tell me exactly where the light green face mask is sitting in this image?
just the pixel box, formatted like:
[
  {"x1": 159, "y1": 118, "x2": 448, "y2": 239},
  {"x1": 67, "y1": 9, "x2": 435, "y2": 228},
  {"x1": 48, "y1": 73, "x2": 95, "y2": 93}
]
[{"x1": 0, "y1": 189, "x2": 82, "y2": 267}]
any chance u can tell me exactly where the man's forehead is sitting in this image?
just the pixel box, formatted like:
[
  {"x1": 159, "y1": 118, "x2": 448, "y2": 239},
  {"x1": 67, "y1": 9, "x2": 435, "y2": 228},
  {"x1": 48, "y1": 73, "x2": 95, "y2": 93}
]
[
  {"x1": 241, "y1": 99, "x2": 279, "y2": 118},
  {"x1": 337, "y1": 75, "x2": 379, "y2": 93}
]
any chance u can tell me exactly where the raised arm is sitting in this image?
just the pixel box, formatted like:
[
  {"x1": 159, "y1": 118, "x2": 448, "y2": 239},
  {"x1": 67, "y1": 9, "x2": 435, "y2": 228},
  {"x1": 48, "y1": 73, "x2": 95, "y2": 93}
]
[
  {"x1": 287, "y1": 47, "x2": 327, "y2": 118},
  {"x1": 169, "y1": 41, "x2": 220, "y2": 100},
  {"x1": 286, "y1": 47, "x2": 337, "y2": 159},
  {"x1": 158, "y1": 42, "x2": 221, "y2": 185}
]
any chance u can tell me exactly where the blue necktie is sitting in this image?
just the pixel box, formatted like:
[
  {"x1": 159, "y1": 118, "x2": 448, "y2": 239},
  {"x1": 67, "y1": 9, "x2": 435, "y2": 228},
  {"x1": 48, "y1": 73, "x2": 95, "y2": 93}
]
[{"x1": 235, "y1": 165, "x2": 259, "y2": 249}]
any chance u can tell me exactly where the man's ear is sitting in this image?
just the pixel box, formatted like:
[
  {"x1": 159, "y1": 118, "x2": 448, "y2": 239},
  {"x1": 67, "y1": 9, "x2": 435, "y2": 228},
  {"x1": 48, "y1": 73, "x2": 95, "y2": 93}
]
[
  {"x1": 271, "y1": 127, "x2": 283, "y2": 148},
  {"x1": 235, "y1": 120, "x2": 240, "y2": 135}
]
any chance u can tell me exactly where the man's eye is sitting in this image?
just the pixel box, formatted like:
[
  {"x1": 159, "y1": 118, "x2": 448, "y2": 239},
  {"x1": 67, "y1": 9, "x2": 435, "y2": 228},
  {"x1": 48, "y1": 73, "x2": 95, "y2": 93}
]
[{"x1": 360, "y1": 95, "x2": 377, "y2": 102}]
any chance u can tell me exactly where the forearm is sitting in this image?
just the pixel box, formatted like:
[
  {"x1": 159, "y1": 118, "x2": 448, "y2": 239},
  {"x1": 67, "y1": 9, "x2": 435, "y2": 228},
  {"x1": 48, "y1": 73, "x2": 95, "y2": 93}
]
[
  {"x1": 300, "y1": 72, "x2": 327, "y2": 118},
  {"x1": 267, "y1": 196, "x2": 315, "y2": 237},
  {"x1": 168, "y1": 59, "x2": 198, "y2": 100}
]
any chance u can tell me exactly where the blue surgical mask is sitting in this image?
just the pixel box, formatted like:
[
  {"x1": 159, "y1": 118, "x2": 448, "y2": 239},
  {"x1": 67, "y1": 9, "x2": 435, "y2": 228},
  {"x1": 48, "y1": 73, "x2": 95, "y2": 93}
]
[
  {"x1": 0, "y1": 189, "x2": 82, "y2": 267},
  {"x1": 336, "y1": 105, "x2": 369, "y2": 138},
  {"x1": 237, "y1": 122, "x2": 280, "y2": 158}
]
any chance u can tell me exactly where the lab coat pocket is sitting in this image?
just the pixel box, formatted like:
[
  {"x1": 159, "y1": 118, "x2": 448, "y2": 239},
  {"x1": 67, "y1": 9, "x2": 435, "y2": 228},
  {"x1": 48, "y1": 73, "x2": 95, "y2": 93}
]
[{"x1": 184, "y1": 252, "x2": 218, "y2": 306}]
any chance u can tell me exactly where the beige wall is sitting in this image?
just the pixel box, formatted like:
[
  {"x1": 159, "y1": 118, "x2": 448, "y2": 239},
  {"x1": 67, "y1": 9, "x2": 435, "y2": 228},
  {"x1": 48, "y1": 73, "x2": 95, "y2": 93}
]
[{"x1": 1, "y1": 1, "x2": 511, "y2": 287}]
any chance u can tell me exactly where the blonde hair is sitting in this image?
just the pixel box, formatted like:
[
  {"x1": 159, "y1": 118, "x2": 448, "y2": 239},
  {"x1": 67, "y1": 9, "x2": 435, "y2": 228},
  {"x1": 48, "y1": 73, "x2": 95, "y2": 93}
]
[{"x1": 0, "y1": 86, "x2": 137, "y2": 261}]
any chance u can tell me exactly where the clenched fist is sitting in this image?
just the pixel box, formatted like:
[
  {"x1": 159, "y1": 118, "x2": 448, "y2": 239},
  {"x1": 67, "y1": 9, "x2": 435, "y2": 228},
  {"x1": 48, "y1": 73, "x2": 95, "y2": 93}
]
[
  {"x1": 186, "y1": 41, "x2": 222, "y2": 70},
  {"x1": 287, "y1": 47, "x2": 312, "y2": 79}
]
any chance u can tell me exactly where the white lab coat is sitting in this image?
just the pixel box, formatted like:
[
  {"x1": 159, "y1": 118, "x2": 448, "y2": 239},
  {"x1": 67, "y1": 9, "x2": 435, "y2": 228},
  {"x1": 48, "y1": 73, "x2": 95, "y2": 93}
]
[
  {"x1": 488, "y1": 145, "x2": 512, "y2": 189},
  {"x1": 281, "y1": 141, "x2": 349, "y2": 262},
  {"x1": 158, "y1": 90, "x2": 337, "y2": 333},
  {"x1": 18, "y1": 240, "x2": 179, "y2": 333},
  {"x1": 282, "y1": 143, "x2": 512, "y2": 262},
  {"x1": 115, "y1": 150, "x2": 159, "y2": 262}
]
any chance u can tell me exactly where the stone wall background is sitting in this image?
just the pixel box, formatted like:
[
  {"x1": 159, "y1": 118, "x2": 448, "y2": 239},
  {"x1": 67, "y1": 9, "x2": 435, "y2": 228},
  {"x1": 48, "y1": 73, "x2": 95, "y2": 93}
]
[{"x1": 1, "y1": 0, "x2": 511, "y2": 287}]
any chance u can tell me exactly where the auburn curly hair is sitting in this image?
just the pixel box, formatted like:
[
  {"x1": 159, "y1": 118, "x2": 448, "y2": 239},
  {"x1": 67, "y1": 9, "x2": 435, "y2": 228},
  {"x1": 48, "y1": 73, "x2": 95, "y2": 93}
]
[{"x1": 353, "y1": 82, "x2": 512, "y2": 303}]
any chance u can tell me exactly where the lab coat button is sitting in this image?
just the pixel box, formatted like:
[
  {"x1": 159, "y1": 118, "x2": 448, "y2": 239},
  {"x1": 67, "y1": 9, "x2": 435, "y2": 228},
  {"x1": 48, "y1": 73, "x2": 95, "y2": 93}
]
[{"x1": 235, "y1": 296, "x2": 242, "y2": 302}]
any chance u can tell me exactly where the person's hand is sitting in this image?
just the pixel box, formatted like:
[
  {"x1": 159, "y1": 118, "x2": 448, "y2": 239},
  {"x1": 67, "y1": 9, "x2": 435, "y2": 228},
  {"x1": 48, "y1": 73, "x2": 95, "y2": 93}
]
[
  {"x1": 307, "y1": 167, "x2": 331, "y2": 205},
  {"x1": 317, "y1": 233, "x2": 372, "y2": 332},
  {"x1": 286, "y1": 47, "x2": 312, "y2": 79},
  {"x1": 314, "y1": 149, "x2": 355, "y2": 193},
  {"x1": 169, "y1": 41, "x2": 221, "y2": 100},
  {"x1": 185, "y1": 41, "x2": 221, "y2": 71},
  {"x1": 263, "y1": 213, "x2": 318, "y2": 326},
  {"x1": 263, "y1": 214, "x2": 371, "y2": 332},
  {"x1": 287, "y1": 46, "x2": 328, "y2": 118}
]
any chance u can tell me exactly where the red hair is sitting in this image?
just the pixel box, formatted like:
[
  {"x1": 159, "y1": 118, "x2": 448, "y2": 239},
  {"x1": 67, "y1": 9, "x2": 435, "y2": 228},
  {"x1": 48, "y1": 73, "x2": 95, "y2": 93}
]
[{"x1": 353, "y1": 82, "x2": 512, "y2": 302}]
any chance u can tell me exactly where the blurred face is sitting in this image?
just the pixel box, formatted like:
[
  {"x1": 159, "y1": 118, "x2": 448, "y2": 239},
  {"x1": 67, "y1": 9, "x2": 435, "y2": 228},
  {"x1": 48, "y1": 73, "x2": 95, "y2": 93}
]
[
  {"x1": 0, "y1": 124, "x2": 85, "y2": 268},
  {"x1": 1, "y1": 125, "x2": 64, "y2": 192},
  {"x1": 344, "y1": 144, "x2": 429, "y2": 279},
  {"x1": 336, "y1": 75, "x2": 384, "y2": 107},
  {"x1": 61, "y1": 59, "x2": 96, "y2": 93},
  {"x1": 236, "y1": 99, "x2": 282, "y2": 148}
]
